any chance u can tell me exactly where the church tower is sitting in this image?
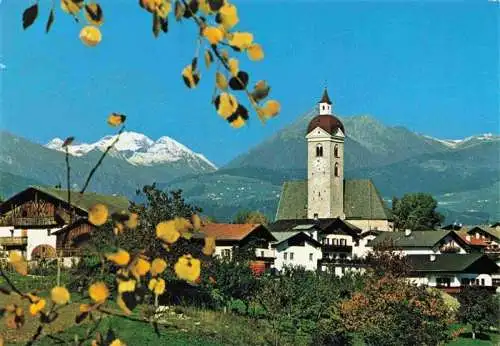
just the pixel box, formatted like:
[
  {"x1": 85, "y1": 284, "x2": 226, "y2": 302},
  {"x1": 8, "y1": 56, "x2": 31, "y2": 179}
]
[{"x1": 306, "y1": 89, "x2": 345, "y2": 219}]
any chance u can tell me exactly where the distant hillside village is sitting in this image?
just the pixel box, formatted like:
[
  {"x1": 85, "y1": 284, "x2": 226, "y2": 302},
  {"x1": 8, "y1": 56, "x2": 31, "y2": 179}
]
[{"x1": 0, "y1": 90, "x2": 498, "y2": 293}]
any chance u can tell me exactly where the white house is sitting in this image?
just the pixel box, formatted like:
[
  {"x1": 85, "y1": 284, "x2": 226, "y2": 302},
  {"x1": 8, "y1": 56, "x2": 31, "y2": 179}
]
[{"x1": 271, "y1": 231, "x2": 322, "y2": 271}]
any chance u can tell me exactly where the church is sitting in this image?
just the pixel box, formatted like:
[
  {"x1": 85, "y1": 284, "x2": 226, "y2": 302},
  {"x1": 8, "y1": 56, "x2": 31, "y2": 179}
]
[{"x1": 273, "y1": 89, "x2": 393, "y2": 233}]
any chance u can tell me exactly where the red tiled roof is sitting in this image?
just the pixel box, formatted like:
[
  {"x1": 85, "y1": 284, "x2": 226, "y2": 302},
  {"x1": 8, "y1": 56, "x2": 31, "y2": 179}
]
[
  {"x1": 200, "y1": 223, "x2": 262, "y2": 241},
  {"x1": 456, "y1": 231, "x2": 488, "y2": 247}
]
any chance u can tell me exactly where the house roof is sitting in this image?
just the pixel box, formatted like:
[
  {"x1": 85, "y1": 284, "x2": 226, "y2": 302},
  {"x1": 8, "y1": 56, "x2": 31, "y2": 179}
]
[
  {"x1": 467, "y1": 226, "x2": 500, "y2": 241},
  {"x1": 200, "y1": 223, "x2": 276, "y2": 242},
  {"x1": 269, "y1": 217, "x2": 361, "y2": 238},
  {"x1": 271, "y1": 231, "x2": 321, "y2": 248},
  {"x1": 406, "y1": 254, "x2": 498, "y2": 273},
  {"x1": 369, "y1": 230, "x2": 458, "y2": 248},
  {"x1": 52, "y1": 218, "x2": 92, "y2": 235},
  {"x1": 275, "y1": 179, "x2": 391, "y2": 221},
  {"x1": 456, "y1": 231, "x2": 489, "y2": 247},
  {"x1": 0, "y1": 186, "x2": 130, "y2": 216}
]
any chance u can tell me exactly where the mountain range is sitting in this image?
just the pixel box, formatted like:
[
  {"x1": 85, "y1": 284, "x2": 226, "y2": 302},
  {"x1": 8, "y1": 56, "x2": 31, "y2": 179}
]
[{"x1": 0, "y1": 112, "x2": 498, "y2": 225}]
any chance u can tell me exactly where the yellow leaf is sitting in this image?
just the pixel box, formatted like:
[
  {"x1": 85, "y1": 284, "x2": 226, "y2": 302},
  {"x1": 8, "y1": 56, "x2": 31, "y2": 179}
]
[
  {"x1": 9, "y1": 251, "x2": 27, "y2": 276},
  {"x1": 151, "y1": 258, "x2": 167, "y2": 276},
  {"x1": 174, "y1": 217, "x2": 192, "y2": 233},
  {"x1": 202, "y1": 236, "x2": 216, "y2": 256},
  {"x1": 262, "y1": 100, "x2": 281, "y2": 118},
  {"x1": 228, "y1": 32, "x2": 253, "y2": 50},
  {"x1": 202, "y1": 26, "x2": 224, "y2": 45},
  {"x1": 204, "y1": 50, "x2": 213, "y2": 69},
  {"x1": 156, "y1": 220, "x2": 180, "y2": 244},
  {"x1": 174, "y1": 255, "x2": 201, "y2": 283},
  {"x1": 80, "y1": 304, "x2": 92, "y2": 313},
  {"x1": 182, "y1": 64, "x2": 200, "y2": 89},
  {"x1": 84, "y1": 3, "x2": 104, "y2": 26},
  {"x1": 228, "y1": 58, "x2": 239, "y2": 76},
  {"x1": 109, "y1": 340, "x2": 126, "y2": 346},
  {"x1": 89, "y1": 282, "x2": 110, "y2": 303},
  {"x1": 117, "y1": 294, "x2": 132, "y2": 315},
  {"x1": 215, "y1": 72, "x2": 228, "y2": 90},
  {"x1": 131, "y1": 258, "x2": 150, "y2": 278},
  {"x1": 215, "y1": 92, "x2": 238, "y2": 119},
  {"x1": 107, "y1": 113, "x2": 126, "y2": 127},
  {"x1": 140, "y1": 0, "x2": 163, "y2": 13},
  {"x1": 105, "y1": 249, "x2": 130, "y2": 266},
  {"x1": 79, "y1": 25, "x2": 102, "y2": 47},
  {"x1": 148, "y1": 278, "x2": 166, "y2": 295},
  {"x1": 199, "y1": 0, "x2": 212, "y2": 15},
  {"x1": 118, "y1": 279, "x2": 136, "y2": 293},
  {"x1": 61, "y1": 0, "x2": 83, "y2": 15},
  {"x1": 126, "y1": 213, "x2": 139, "y2": 229},
  {"x1": 191, "y1": 214, "x2": 202, "y2": 230},
  {"x1": 219, "y1": 3, "x2": 239, "y2": 30},
  {"x1": 156, "y1": 1, "x2": 171, "y2": 18},
  {"x1": 113, "y1": 222, "x2": 124, "y2": 235},
  {"x1": 88, "y1": 204, "x2": 108, "y2": 226},
  {"x1": 247, "y1": 43, "x2": 264, "y2": 61},
  {"x1": 29, "y1": 299, "x2": 46, "y2": 316},
  {"x1": 51, "y1": 286, "x2": 70, "y2": 305}
]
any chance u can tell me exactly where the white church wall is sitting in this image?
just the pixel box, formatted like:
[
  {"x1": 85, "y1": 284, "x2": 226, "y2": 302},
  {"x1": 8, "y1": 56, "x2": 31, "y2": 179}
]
[{"x1": 346, "y1": 219, "x2": 392, "y2": 232}]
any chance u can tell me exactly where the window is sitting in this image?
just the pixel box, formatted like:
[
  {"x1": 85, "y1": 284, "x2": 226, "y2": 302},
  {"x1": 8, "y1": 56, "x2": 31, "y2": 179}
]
[
  {"x1": 333, "y1": 239, "x2": 338, "y2": 245},
  {"x1": 260, "y1": 250, "x2": 264, "y2": 258},
  {"x1": 340, "y1": 239, "x2": 346, "y2": 246},
  {"x1": 436, "y1": 278, "x2": 451, "y2": 287},
  {"x1": 309, "y1": 253, "x2": 313, "y2": 261},
  {"x1": 221, "y1": 249, "x2": 231, "y2": 259},
  {"x1": 284, "y1": 252, "x2": 288, "y2": 260},
  {"x1": 481, "y1": 278, "x2": 485, "y2": 286},
  {"x1": 316, "y1": 144, "x2": 323, "y2": 157},
  {"x1": 313, "y1": 213, "x2": 318, "y2": 219},
  {"x1": 290, "y1": 252, "x2": 294, "y2": 261},
  {"x1": 334, "y1": 144, "x2": 339, "y2": 158},
  {"x1": 334, "y1": 163, "x2": 339, "y2": 177}
]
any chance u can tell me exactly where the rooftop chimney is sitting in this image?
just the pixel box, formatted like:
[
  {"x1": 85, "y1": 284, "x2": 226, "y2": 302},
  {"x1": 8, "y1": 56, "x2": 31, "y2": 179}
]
[
  {"x1": 405, "y1": 229, "x2": 412, "y2": 237},
  {"x1": 430, "y1": 254, "x2": 436, "y2": 262}
]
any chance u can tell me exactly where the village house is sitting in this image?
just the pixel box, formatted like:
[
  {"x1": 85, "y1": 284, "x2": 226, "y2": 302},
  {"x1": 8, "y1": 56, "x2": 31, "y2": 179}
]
[
  {"x1": 271, "y1": 231, "x2": 322, "y2": 271},
  {"x1": 0, "y1": 185, "x2": 130, "y2": 260},
  {"x1": 198, "y1": 223, "x2": 276, "y2": 273}
]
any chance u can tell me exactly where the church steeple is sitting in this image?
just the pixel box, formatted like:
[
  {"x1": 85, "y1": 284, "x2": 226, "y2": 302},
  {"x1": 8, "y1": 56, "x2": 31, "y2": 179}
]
[{"x1": 318, "y1": 88, "x2": 332, "y2": 115}]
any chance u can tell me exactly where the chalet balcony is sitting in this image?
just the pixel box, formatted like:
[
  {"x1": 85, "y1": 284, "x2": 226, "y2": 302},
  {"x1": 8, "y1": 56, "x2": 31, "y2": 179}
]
[
  {"x1": 0, "y1": 236, "x2": 28, "y2": 246},
  {"x1": 255, "y1": 248, "x2": 275, "y2": 260},
  {"x1": 322, "y1": 244, "x2": 352, "y2": 253},
  {"x1": 0, "y1": 216, "x2": 59, "y2": 227}
]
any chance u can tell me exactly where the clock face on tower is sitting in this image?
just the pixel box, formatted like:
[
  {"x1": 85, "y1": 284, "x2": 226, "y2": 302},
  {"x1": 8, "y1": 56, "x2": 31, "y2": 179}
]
[{"x1": 313, "y1": 159, "x2": 325, "y2": 171}]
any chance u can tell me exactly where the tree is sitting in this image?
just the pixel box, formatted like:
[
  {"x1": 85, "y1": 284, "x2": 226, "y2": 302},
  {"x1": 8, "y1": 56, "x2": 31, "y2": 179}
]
[
  {"x1": 340, "y1": 273, "x2": 452, "y2": 346},
  {"x1": 392, "y1": 193, "x2": 444, "y2": 231},
  {"x1": 457, "y1": 287, "x2": 499, "y2": 340},
  {"x1": 233, "y1": 210, "x2": 269, "y2": 225}
]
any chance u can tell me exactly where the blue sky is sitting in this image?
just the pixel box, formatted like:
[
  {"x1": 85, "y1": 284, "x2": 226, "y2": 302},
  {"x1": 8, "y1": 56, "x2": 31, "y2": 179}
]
[{"x1": 1, "y1": 0, "x2": 498, "y2": 166}]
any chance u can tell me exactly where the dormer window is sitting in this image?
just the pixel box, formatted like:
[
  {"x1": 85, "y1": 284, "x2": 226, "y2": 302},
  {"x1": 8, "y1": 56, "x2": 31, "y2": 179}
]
[{"x1": 316, "y1": 144, "x2": 323, "y2": 157}]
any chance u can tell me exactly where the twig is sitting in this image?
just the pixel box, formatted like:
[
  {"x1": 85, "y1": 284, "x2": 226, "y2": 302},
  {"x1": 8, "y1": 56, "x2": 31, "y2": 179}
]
[{"x1": 79, "y1": 126, "x2": 125, "y2": 194}]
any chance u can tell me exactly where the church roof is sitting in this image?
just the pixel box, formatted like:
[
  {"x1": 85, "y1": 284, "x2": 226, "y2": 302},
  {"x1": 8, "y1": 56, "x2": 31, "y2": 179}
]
[
  {"x1": 307, "y1": 114, "x2": 345, "y2": 135},
  {"x1": 274, "y1": 179, "x2": 391, "y2": 221},
  {"x1": 319, "y1": 88, "x2": 332, "y2": 105}
]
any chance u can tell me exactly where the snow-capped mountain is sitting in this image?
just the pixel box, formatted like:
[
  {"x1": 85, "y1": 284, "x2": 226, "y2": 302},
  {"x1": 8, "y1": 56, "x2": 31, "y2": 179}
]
[
  {"x1": 423, "y1": 133, "x2": 499, "y2": 149},
  {"x1": 45, "y1": 131, "x2": 217, "y2": 171}
]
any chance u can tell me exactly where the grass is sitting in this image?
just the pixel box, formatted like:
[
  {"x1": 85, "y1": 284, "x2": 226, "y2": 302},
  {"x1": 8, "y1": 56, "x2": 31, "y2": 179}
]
[{"x1": 447, "y1": 325, "x2": 499, "y2": 346}]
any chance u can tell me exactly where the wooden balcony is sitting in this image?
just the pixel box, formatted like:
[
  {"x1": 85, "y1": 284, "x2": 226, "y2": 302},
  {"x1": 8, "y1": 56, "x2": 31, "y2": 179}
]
[
  {"x1": 322, "y1": 244, "x2": 352, "y2": 253},
  {"x1": 0, "y1": 236, "x2": 28, "y2": 246},
  {"x1": 0, "y1": 216, "x2": 59, "y2": 227}
]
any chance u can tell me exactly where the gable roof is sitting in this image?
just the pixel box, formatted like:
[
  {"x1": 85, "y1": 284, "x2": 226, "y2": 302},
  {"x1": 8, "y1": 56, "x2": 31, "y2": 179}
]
[
  {"x1": 200, "y1": 223, "x2": 276, "y2": 242},
  {"x1": 467, "y1": 226, "x2": 500, "y2": 241},
  {"x1": 406, "y1": 254, "x2": 499, "y2": 273},
  {"x1": 275, "y1": 179, "x2": 391, "y2": 221},
  {"x1": 0, "y1": 186, "x2": 130, "y2": 216},
  {"x1": 269, "y1": 217, "x2": 360, "y2": 233},
  {"x1": 271, "y1": 231, "x2": 321, "y2": 248},
  {"x1": 370, "y1": 230, "x2": 463, "y2": 249}
]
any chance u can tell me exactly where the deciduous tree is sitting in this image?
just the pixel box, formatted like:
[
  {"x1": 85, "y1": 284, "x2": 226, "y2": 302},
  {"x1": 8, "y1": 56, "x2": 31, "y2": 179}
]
[
  {"x1": 392, "y1": 193, "x2": 444, "y2": 231},
  {"x1": 457, "y1": 287, "x2": 499, "y2": 340}
]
